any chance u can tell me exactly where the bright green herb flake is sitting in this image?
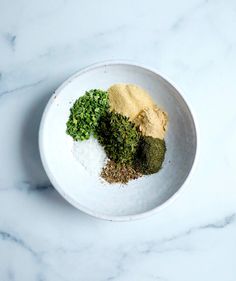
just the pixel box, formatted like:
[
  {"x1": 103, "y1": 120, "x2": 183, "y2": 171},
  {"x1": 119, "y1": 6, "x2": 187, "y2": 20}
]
[
  {"x1": 66, "y1": 89, "x2": 109, "y2": 141},
  {"x1": 97, "y1": 112, "x2": 141, "y2": 164}
]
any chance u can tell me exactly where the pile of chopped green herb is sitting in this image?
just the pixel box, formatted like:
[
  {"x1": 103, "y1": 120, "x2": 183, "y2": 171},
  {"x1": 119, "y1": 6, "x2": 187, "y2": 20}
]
[
  {"x1": 97, "y1": 112, "x2": 140, "y2": 164},
  {"x1": 66, "y1": 89, "x2": 108, "y2": 141},
  {"x1": 134, "y1": 136, "x2": 166, "y2": 175}
]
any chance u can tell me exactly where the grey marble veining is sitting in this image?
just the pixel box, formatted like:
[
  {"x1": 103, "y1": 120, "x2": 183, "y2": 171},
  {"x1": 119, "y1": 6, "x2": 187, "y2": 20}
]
[{"x1": 0, "y1": 0, "x2": 236, "y2": 280}]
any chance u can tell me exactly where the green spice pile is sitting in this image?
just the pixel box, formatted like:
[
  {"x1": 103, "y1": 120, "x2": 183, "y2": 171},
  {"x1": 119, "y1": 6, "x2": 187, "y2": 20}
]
[
  {"x1": 66, "y1": 89, "x2": 108, "y2": 141},
  {"x1": 97, "y1": 112, "x2": 140, "y2": 164},
  {"x1": 101, "y1": 160, "x2": 142, "y2": 184},
  {"x1": 134, "y1": 136, "x2": 166, "y2": 175}
]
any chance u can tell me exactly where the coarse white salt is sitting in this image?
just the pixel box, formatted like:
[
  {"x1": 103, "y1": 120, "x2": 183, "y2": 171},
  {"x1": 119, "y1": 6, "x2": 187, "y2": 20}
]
[{"x1": 72, "y1": 137, "x2": 107, "y2": 177}]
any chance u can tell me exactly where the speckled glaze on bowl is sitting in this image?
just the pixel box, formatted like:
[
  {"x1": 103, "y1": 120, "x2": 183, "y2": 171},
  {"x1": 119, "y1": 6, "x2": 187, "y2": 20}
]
[{"x1": 39, "y1": 61, "x2": 198, "y2": 221}]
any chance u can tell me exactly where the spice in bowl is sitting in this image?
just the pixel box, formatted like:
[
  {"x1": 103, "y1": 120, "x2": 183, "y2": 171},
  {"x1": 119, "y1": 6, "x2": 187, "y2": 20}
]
[
  {"x1": 66, "y1": 84, "x2": 168, "y2": 185},
  {"x1": 134, "y1": 136, "x2": 166, "y2": 175},
  {"x1": 96, "y1": 112, "x2": 140, "y2": 165},
  {"x1": 101, "y1": 160, "x2": 142, "y2": 184}
]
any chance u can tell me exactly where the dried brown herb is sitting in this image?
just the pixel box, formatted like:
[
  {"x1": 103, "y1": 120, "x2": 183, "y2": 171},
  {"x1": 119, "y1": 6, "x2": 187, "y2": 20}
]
[{"x1": 101, "y1": 160, "x2": 142, "y2": 184}]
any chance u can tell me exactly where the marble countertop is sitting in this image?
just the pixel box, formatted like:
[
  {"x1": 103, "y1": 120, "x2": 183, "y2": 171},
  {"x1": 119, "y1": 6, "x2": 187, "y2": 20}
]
[{"x1": 1, "y1": 0, "x2": 236, "y2": 280}]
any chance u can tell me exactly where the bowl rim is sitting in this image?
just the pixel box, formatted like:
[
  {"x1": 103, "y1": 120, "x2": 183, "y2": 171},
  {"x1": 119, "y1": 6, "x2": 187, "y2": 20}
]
[{"x1": 39, "y1": 60, "x2": 199, "y2": 222}]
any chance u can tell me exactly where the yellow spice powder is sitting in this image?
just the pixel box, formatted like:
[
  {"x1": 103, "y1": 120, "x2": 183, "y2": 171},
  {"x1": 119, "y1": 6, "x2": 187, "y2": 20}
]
[
  {"x1": 108, "y1": 83, "x2": 168, "y2": 139},
  {"x1": 134, "y1": 106, "x2": 168, "y2": 140},
  {"x1": 108, "y1": 84, "x2": 155, "y2": 121}
]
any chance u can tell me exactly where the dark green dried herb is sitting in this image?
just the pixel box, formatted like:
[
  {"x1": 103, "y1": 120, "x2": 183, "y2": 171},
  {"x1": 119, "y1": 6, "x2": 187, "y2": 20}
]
[
  {"x1": 97, "y1": 112, "x2": 140, "y2": 164},
  {"x1": 134, "y1": 136, "x2": 166, "y2": 175},
  {"x1": 66, "y1": 89, "x2": 108, "y2": 141}
]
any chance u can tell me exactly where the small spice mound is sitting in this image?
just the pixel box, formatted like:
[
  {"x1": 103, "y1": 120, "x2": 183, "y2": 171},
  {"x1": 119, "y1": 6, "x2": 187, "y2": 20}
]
[
  {"x1": 73, "y1": 137, "x2": 107, "y2": 177},
  {"x1": 134, "y1": 136, "x2": 166, "y2": 175},
  {"x1": 97, "y1": 112, "x2": 140, "y2": 164},
  {"x1": 101, "y1": 160, "x2": 142, "y2": 184},
  {"x1": 134, "y1": 106, "x2": 168, "y2": 140},
  {"x1": 108, "y1": 84, "x2": 155, "y2": 120},
  {"x1": 66, "y1": 89, "x2": 108, "y2": 141}
]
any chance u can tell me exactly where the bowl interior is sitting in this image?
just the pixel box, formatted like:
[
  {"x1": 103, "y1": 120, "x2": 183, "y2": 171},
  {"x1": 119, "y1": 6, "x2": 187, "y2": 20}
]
[{"x1": 40, "y1": 63, "x2": 197, "y2": 219}]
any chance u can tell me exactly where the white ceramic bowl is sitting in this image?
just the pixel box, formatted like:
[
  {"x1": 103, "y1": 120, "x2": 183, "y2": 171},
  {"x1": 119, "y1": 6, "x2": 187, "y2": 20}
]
[{"x1": 39, "y1": 61, "x2": 197, "y2": 221}]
